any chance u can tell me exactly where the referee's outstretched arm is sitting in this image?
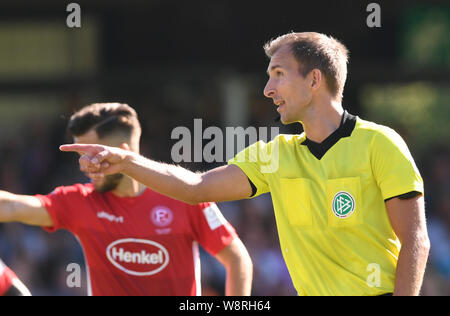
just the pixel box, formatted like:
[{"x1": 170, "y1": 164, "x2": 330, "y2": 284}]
[{"x1": 60, "y1": 144, "x2": 253, "y2": 205}]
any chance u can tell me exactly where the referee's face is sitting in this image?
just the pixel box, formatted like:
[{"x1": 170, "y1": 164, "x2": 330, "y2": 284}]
[{"x1": 264, "y1": 45, "x2": 313, "y2": 124}]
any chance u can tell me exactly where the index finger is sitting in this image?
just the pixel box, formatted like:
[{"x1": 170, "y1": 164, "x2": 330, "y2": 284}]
[{"x1": 59, "y1": 144, "x2": 105, "y2": 155}]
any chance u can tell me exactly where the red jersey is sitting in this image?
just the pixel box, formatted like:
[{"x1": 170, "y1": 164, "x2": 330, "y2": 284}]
[
  {"x1": 35, "y1": 183, "x2": 237, "y2": 296},
  {"x1": 0, "y1": 260, "x2": 17, "y2": 296}
]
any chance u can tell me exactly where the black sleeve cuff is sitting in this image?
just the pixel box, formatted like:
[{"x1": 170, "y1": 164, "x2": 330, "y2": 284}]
[
  {"x1": 248, "y1": 177, "x2": 257, "y2": 198},
  {"x1": 385, "y1": 191, "x2": 422, "y2": 202}
]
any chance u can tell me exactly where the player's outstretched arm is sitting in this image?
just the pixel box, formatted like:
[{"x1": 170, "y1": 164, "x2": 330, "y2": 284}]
[
  {"x1": 60, "y1": 144, "x2": 253, "y2": 205},
  {"x1": 0, "y1": 191, "x2": 53, "y2": 227}
]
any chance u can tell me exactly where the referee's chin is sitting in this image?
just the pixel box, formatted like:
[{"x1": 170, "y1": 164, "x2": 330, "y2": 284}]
[
  {"x1": 275, "y1": 114, "x2": 289, "y2": 124},
  {"x1": 276, "y1": 115, "x2": 295, "y2": 125}
]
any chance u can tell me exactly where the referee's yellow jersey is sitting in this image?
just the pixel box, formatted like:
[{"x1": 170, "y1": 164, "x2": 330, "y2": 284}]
[{"x1": 228, "y1": 111, "x2": 424, "y2": 296}]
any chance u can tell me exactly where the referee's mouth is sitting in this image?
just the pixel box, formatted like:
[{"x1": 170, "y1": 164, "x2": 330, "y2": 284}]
[
  {"x1": 274, "y1": 99, "x2": 286, "y2": 109},
  {"x1": 274, "y1": 99, "x2": 285, "y2": 106},
  {"x1": 275, "y1": 100, "x2": 286, "y2": 112}
]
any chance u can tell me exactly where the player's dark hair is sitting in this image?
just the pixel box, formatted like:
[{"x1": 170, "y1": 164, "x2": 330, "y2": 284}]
[
  {"x1": 68, "y1": 103, "x2": 141, "y2": 140},
  {"x1": 264, "y1": 32, "x2": 349, "y2": 100}
]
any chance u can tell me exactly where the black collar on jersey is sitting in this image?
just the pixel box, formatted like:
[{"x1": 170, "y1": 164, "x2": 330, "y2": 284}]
[
  {"x1": 247, "y1": 110, "x2": 357, "y2": 198},
  {"x1": 301, "y1": 110, "x2": 357, "y2": 160}
]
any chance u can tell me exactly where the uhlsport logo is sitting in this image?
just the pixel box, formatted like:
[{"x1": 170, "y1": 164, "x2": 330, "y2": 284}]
[
  {"x1": 106, "y1": 239, "x2": 169, "y2": 276},
  {"x1": 332, "y1": 191, "x2": 355, "y2": 218}
]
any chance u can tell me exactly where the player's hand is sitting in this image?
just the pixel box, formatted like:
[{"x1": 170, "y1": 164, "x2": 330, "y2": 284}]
[{"x1": 59, "y1": 144, "x2": 131, "y2": 175}]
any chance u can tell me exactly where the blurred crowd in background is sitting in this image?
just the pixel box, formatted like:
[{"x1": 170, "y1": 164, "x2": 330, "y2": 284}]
[
  {"x1": 0, "y1": 0, "x2": 449, "y2": 295},
  {"x1": 0, "y1": 91, "x2": 301, "y2": 296},
  {"x1": 0, "y1": 89, "x2": 449, "y2": 296}
]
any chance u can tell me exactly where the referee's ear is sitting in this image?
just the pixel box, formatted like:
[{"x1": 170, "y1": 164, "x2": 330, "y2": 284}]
[{"x1": 309, "y1": 69, "x2": 323, "y2": 92}]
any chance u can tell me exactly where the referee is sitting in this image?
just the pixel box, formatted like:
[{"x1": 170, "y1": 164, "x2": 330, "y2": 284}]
[{"x1": 61, "y1": 32, "x2": 430, "y2": 296}]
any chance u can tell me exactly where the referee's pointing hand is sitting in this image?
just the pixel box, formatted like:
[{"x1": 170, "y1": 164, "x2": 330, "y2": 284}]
[{"x1": 60, "y1": 144, "x2": 129, "y2": 176}]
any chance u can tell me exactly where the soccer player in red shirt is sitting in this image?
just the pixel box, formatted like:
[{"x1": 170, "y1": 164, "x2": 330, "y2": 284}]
[
  {"x1": 0, "y1": 103, "x2": 253, "y2": 296},
  {"x1": 0, "y1": 259, "x2": 31, "y2": 296}
]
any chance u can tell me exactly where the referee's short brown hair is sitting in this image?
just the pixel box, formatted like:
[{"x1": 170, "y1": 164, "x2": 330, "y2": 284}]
[{"x1": 264, "y1": 32, "x2": 349, "y2": 100}]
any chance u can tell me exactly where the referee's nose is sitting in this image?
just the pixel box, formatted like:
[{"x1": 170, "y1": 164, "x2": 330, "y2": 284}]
[{"x1": 264, "y1": 79, "x2": 276, "y2": 99}]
